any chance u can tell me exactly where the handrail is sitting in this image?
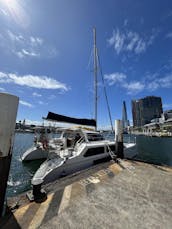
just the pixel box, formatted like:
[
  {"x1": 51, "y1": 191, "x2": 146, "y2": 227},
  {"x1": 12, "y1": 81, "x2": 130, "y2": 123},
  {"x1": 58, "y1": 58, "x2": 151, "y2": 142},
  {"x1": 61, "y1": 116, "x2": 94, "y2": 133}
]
[{"x1": 74, "y1": 136, "x2": 85, "y2": 151}]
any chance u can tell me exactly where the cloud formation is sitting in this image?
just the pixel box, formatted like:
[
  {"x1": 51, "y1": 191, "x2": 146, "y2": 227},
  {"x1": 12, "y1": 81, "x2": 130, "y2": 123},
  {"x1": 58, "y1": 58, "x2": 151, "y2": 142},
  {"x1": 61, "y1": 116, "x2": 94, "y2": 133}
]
[
  {"x1": 105, "y1": 71, "x2": 172, "y2": 95},
  {"x1": 0, "y1": 72, "x2": 68, "y2": 91},
  {"x1": 0, "y1": 30, "x2": 57, "y2": 59},
  {"x1": 32, "y1": 92, "x2": 42, "y2": 97},
  {"x1": 107, "y1": 28, "x2": 157, "y2": 55},
  {"x1": 0, "y1": 87, "x2": 5, "y2": 91},
  {"x1": 104, "y1": 73, "x2": 126, "y2": 85},
  {"x1": 122, "y1": 81, "x2": 145, "y2": 94},
  {"x1": 0, "y1": 9, "x2": 8, "y2": 17},
  {"x1": 20, "y1": 100, "x2": 33, "y2": 108}
]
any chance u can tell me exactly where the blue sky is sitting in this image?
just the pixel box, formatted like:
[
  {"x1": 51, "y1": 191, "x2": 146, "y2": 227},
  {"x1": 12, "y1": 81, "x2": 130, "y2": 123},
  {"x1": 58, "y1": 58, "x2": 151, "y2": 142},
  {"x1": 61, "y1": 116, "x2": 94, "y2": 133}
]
[{"x1": 0, "y1": 0, "x2": 172, "y2": 128}]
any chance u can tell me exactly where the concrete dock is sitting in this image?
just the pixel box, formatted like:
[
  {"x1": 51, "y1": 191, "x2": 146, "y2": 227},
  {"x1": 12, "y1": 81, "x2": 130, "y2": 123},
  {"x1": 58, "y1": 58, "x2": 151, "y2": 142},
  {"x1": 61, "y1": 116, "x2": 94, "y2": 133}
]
[{"x1": 1, "y1": 160, "x2": 172, "y2": 229}]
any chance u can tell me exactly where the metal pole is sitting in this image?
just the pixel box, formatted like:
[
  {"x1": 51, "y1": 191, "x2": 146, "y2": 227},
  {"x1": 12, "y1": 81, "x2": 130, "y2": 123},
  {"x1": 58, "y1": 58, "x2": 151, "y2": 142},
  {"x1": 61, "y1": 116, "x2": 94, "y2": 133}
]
[
  {"x1": 93, "y1": 28, "x2": 98, "y2": 131},
  {"x1": 0, "y1": 93, "x2": 19, "y2": 217},
  {"x1": 115, "y1": 120, "x2": 124, "y2": 159}
]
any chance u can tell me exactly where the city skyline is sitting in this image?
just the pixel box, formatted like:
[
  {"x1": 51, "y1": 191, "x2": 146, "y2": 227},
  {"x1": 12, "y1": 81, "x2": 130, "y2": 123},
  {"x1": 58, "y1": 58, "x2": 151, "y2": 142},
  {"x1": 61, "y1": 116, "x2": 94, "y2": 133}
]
[{"x1": 0, "y1": 1, "x2": 172, "y2": 128}]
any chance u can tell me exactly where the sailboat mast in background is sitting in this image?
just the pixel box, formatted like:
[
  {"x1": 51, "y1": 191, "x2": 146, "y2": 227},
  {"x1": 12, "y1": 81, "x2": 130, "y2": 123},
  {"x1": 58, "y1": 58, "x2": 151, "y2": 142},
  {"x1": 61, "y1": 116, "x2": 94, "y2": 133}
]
[{"x1": 93, "y1": 28, "x2": 98, "y2": 131}]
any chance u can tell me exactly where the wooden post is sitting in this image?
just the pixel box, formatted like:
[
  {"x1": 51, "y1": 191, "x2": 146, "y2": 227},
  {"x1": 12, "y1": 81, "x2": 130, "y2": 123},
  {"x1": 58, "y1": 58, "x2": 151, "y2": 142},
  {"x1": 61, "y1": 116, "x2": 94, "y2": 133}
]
[
  {"x1": 0, "y1": 93, "x2": 19, "y2": 217},
  {"x1": 115, "y1": 120, "x2": 124, "y2": 159}
]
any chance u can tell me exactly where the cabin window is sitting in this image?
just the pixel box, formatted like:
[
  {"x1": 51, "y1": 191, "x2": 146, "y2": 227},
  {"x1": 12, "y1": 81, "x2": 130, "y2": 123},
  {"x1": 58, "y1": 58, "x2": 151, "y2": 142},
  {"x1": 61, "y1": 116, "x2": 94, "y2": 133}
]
[
  {"x1": 87, "y1": 133, "x2": 104, "y2": 141},
  {"x1": 83, "y1": 147, "x2": 105, "y2": 157},
  {"x1": 63, "y1": 132, "x2": 75, "y2": 138}
]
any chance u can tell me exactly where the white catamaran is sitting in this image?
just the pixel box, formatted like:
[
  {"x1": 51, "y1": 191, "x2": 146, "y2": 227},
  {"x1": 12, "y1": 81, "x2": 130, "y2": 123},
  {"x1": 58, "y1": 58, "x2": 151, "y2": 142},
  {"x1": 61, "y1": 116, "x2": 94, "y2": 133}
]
[{"x1": 31, "y1": 28, "x2": 136, "y2": 186}]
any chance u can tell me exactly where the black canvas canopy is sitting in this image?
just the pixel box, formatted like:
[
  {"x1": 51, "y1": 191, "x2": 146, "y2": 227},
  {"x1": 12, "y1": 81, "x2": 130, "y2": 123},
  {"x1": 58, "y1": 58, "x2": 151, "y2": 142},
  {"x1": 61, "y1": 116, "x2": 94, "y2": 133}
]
[{"x1": 45, "y1": 112, "x2": 96, "y2": 127}]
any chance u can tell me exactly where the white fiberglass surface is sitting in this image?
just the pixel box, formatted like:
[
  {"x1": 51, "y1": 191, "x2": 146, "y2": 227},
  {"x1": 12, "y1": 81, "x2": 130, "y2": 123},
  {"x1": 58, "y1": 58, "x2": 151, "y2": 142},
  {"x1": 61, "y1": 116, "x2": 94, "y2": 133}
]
[{"x1": 34, "y1": 157, "x2": 64, "y2": 179}]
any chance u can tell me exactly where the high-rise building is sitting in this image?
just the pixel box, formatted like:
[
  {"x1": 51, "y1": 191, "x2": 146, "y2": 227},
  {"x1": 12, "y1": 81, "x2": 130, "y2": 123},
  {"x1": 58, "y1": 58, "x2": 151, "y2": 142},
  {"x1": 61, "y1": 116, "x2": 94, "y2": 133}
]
[{"x1": 132, "y1": 96, "x2": 163, "y2": 127}]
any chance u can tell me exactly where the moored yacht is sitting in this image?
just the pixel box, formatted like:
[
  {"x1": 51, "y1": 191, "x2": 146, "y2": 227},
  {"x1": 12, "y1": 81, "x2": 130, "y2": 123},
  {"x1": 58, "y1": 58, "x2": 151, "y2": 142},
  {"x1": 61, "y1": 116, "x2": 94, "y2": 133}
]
[
  {"x1": 31, "y1": 28, "x2": 136, "y2": 189},
  {"x1": 31, "y1": 128, "x2": 135, "y2": 185}
]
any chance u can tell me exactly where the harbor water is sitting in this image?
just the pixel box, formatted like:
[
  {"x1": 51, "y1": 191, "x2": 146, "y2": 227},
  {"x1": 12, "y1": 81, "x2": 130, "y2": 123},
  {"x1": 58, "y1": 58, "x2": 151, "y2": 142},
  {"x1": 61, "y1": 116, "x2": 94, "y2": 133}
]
[{"x1": 7, "y1": 132, "x2": 172, "y2": 197}]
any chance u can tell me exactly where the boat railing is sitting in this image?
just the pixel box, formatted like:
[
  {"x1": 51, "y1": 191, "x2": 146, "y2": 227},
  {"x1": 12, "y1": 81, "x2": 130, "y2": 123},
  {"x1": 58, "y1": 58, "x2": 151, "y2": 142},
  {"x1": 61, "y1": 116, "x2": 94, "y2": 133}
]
[{"x1": 74, "y1": 136, "x2": 85, "y2": 151}]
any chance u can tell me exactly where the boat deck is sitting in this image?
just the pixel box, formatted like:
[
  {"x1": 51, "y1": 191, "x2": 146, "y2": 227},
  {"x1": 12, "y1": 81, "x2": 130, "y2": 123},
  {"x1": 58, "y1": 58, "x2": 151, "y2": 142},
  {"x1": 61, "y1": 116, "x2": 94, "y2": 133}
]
[{"x1": 2, "y1": 160, "x2": 172, "y2": 229}]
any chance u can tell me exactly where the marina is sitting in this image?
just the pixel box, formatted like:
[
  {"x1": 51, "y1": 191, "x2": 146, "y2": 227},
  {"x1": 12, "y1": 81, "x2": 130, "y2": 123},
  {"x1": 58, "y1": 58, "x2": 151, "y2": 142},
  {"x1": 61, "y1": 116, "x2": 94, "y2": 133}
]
[{"x1": 0, "y1": 1, "x2": 172, "y2": 227}]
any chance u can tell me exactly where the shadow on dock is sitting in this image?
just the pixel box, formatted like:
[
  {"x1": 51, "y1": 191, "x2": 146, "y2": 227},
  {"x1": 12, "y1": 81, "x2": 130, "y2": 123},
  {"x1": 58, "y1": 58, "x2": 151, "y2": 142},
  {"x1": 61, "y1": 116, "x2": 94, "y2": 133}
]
[
  {"x1": 0, "y1": 207, "x2": 21, "y2": 229},
  {"x1": 1, "y1": 160, "x2": 172, "y2": 229}
]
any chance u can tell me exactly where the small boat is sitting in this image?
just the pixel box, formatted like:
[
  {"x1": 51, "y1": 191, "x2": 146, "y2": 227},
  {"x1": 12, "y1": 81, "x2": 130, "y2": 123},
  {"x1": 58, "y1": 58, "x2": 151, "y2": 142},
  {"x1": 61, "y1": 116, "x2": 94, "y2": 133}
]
[{"x1": 31, "y1": 128, "x2": 135, "y2": 185}]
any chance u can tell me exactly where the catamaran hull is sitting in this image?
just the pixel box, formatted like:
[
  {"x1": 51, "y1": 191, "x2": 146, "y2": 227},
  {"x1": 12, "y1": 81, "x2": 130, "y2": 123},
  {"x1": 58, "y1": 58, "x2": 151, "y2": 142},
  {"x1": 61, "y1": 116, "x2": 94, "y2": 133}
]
[
  {"x1": 21, "y1": 146, "x2": 48, "y2": 161},
  {"x1": 32, "y1": 154, "x2": 110, "y2": 185},
  {"x1": 31, "y1": 142, "x2": 137, "y2": 185}
]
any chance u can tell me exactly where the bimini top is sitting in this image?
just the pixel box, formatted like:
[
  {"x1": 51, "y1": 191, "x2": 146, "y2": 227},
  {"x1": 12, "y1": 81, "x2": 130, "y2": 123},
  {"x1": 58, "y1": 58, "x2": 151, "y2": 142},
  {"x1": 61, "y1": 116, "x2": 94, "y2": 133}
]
[{"x1": 45, "y1": 112, "x2": 96, "y2": 127}]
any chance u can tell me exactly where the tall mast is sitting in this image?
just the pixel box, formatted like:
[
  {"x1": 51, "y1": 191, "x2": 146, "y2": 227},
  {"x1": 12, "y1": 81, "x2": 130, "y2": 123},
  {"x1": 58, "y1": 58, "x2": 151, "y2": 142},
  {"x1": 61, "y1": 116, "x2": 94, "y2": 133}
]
[{"x1": 93, "y1": 28, "x2": 98, "y2": 131}]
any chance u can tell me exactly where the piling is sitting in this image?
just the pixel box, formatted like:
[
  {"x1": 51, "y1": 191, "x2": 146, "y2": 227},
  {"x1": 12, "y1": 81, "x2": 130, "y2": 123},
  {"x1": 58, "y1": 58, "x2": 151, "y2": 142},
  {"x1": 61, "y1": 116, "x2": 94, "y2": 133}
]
[
  {"x1": 0, "y1": 93, "x2": 19, "y2": 217},
  {"x1": 31, "y1": 179, "x2": 47, "y2": 203},
  {"x1": 115, "y1": 119, "x2": 124, "y2": 159}
]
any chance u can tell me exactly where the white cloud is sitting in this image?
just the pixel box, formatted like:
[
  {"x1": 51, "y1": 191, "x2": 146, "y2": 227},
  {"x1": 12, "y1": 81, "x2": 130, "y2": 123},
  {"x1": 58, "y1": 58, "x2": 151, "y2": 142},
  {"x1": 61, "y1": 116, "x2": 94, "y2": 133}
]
[
  {"x1": 20, "y1": 100, "x2": 33, "y2": 108},
  {"x1": 104, "y1": 72, "x2": 145, "y2": 94},
  {"x1": 147, "y1": 33, "x2": 157, "y2": 46},
  {"x1": 122, "y1": 81, "x2": 145, "y2": 94},
  {"x1": 147, "y1": 81, "x2": 159, "y2": 91},
  {"x1": 0, "y1": 71, "x2": 69, "y2": 91},
  {"x1": 19, "y1": 49, "x2": 40, "y2": 58},
  {"x1": 0, "y1": 30, "x2": 57, "y2": 59},
  {"x1": 107, "y1": 28, "x2": 157, "y2": 55},
  {"x1": 30, "y1": 37, "x2": 43, "y2": 46},
  {"x1": 7, "y1": 30, "x2": 24, "y2": 42},
  {"x1": 135, "y1": 39, "x2": 146, "y2": 54},
  {"x1": 126, "y1": 32, "x2": 139, "y2": 51},
  {"x1": 16, "y1": 51, "x2": 24, "y2": 58},
  {"x1": 105, "y1": 71, "x2": 172, "y2": 95},
  {"x1": 104, "y1": 72, "x2": 126, "y2": 85},
  {"x1": 0, "y1": 9, "x2": 8, "y2": 17},
  {"x1": 158, "y1": 74, "x2": 172, "y2": 88},
  {"x1": 32, "y1": 92, "x2": 42, "y2": 97},
  {"x1": 0, "y1": 87, "x2": 5, "y2": 91},
  {"x1": 108, "y1": 29, "x2": 125, "y2": 54},
  {"x1": 147, "y1": 74, "x2": 172, "y2": 90},
  {"x1": 0, "y1": 72, "x2": 12, "y2": 83},
  {"x1": 38, "y1": 101, "x2": 48, "y2": 105}
]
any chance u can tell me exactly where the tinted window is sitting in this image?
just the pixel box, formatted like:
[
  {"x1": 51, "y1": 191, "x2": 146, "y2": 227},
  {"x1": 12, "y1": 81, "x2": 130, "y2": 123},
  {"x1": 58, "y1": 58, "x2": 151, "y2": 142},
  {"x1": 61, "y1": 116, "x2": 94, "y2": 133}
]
[
  {"x1": 63, "y1": 132, "x2": 75, "y2": 138},
  {"x1": 84, "y1": 147, "x2": 104, "y2": 157},
  {"x1": 87, "y1": 134, "x2": 104, "y2": 141}
]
